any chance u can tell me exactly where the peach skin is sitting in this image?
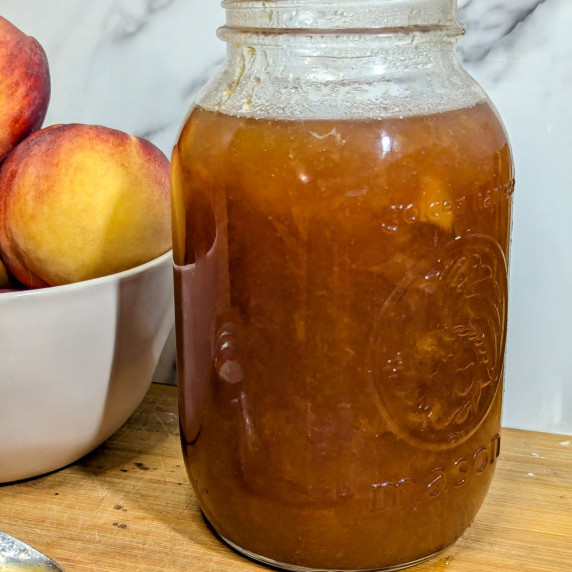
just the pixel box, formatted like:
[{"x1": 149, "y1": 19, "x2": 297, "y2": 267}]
[
  {"x1": 0, "y1": 257, "x2": 12, "y2": 289},
  {"x1": 0, "y1": 16, "x2": 51, "y2": 163},
  {"x1": 0, "y1": 124, "x2": 171, "y2": 287}
]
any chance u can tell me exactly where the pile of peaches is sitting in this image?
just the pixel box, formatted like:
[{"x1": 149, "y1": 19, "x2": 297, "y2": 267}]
[{"x1": 0, "y1": 17, "x2": 171, "y2": 292}]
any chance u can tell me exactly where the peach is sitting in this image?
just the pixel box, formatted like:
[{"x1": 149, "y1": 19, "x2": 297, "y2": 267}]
[
  {"x1": 0, "y1": 16, "x2": 50, "y2": 163},
  {"x1": 0, "y1": 257, "x2": 12, "y2": 289},
  {"x1": 0, "y1": 124, "x2": 171, "y2": 287}
]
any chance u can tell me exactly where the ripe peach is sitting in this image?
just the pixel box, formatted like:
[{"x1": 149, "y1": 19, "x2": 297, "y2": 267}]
[
  {"x1": 0, "y1": 16, "x2": 50, "y2": 163},
  {"x1": 0, "y1": 124, "x2": 171, "y2": 287},
  {"x1": 0, "y1": 258, "x2": 12, "y2": 289}
]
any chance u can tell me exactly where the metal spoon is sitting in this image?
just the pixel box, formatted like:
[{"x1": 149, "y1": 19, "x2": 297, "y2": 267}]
[{"x1": 0, "y1": 530, "x2": 64, "y2": 571}]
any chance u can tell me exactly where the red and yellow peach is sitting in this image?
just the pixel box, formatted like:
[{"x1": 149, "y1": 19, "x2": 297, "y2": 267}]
[{"x1": 0, "y1": 124, "x2": 171, "y2": 287}]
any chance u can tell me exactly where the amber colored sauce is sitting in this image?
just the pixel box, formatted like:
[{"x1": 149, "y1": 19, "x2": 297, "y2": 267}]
[{"x1": 172, "y1": 102, "x2": 513, "y2": 570}]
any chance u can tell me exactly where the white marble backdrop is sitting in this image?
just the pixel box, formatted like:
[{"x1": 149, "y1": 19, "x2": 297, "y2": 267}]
[{"x1": 1, "y1": 0, "x2": 570, "y2": 435}]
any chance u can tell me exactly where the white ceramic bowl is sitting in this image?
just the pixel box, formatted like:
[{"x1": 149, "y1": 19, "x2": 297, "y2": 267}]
[{"x1": 0, "y1": 251, "x2": 174, "y2": 483}]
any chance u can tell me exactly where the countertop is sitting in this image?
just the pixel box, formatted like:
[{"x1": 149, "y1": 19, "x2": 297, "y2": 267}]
[{"x1": 1, "y1": 384, "x2": 570, "y2": 572}]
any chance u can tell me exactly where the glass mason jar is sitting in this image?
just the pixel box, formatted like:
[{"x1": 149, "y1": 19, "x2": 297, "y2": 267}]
[{"x1": 171, "y1": 0, "x2": 514, "y2": 570}]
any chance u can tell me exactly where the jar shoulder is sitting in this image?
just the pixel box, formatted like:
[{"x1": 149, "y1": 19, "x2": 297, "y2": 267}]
[{"x1": 195, "y1": 43, "x2": 490, "y2": 121}]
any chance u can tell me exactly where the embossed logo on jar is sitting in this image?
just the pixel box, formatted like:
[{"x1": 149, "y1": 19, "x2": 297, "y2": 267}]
[
  {"x1": 369, "y1": 433, "x2": 502, "y2": 512},
  {"x1": 369, "y1": 234, "x2": 508, "y2": 449},
  {"x1": 379, "y1": 180, "x2": 514, "y2": 234}
]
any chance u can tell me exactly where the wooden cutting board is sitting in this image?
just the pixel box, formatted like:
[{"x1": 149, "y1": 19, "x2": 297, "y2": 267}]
[{"x1": 0, "y1": 384, "x2": 570, "y2": 572}]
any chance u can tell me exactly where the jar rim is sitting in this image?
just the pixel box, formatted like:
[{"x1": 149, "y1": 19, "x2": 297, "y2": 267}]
[{"x1": 221, "y1": 0, "x2": 460, "y2": 32}]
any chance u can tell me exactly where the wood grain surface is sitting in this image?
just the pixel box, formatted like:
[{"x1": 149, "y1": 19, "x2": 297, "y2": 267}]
[{"x1": 1, "y1": 384, "x2": 570, "y2": 572}]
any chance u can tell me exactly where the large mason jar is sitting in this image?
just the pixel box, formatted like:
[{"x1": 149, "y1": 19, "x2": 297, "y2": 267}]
[{"x1": 171, "y1": 0, "x2": 514, "y2": 570}]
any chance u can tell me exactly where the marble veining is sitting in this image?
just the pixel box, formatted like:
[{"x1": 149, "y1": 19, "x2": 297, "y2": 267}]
[
  {"x1": 107, "y1": 0, "x2": 180, "y2": 42},
  {"x1": 459, "y1": 0, "x2": 547, "y2": 63}
]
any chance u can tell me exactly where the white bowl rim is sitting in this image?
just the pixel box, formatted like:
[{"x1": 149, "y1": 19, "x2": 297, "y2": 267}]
[{"x1": 0, "y1": 250, "x2": 173, "y2": 301}]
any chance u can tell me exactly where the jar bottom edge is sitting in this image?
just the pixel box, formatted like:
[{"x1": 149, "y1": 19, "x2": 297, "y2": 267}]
[{"x1": 220, "y1": 534, "x2": 445, "y2": 572}]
